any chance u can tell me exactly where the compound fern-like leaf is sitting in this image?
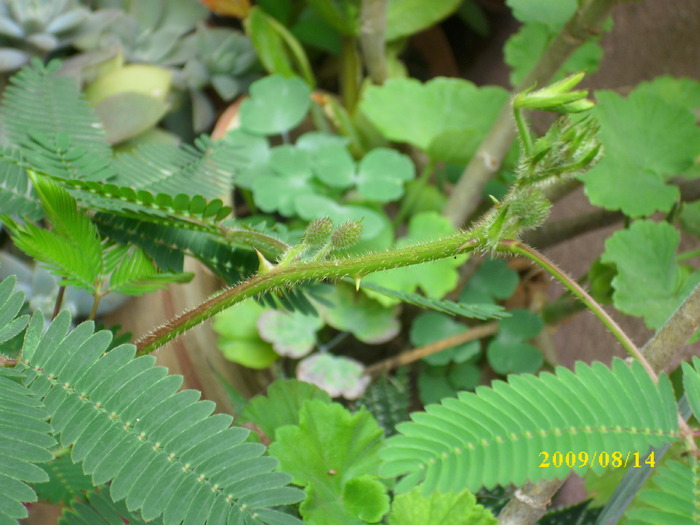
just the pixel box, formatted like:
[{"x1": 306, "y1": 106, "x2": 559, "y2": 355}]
[
  {"x1": 624, "y1": 460, "x2": 698, "y2": 524},
  {"x1": 0, "y1": 150, "x2": 42, "y2": 221},
  {"x1": 380, "y1": 359, "x2": 678, "y2": 493},
  {"x1": 0, "y1": 369, "x2": 55, "y2": 523},
  {"x1": 18, "y1": 310, "x2": 304, "y2": 525},
  {"x1": 2, "y1": 59, "x2": 112, "y2": 179},
  {"x1": 58, "y1": 486, "x2": 154, "y2": 525}
]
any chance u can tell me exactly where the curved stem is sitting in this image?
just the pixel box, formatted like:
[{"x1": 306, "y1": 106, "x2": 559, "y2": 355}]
[{"x1": 496, "y1": 240, "x2": 657, "y2": 381}]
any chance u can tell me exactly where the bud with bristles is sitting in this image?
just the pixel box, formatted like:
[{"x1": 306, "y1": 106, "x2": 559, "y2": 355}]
[
  {"x1": 303, "y1": 217, "x2": 334, "y2": 245},
  {"x1": 331, "y1": 221, "x2": 363, "y2": 249},
  {"x1": 514, "y1": 73, "x2": 594, "y2": 114}
]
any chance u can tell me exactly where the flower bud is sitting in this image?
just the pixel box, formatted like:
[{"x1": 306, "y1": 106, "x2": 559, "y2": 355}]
[
  {"x1": 331, "y1": 220, "x2": 363, "y2": 249},
  {"x1": 302, "y1": 217, "x2": 334, "y2": 245}
]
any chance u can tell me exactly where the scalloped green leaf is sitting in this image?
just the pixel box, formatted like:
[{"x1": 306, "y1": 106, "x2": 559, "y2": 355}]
[
  {"x1": 269, "y1": 401, "x2": 386, "y2": 524},
  {"x1": 240, "y1": 75, "x2": 312, "y2": 135},
  {"x1": 581, "y1": 90, "x2": 700, "y2": 217},
  {"x1": 360, "y1": 77, "x2": 507, "y2": 155},
  {"x1": 387, "y1": 485, "x2": 496, "y2": 524},
  {"x1": 601, "y1": 220, "x2": 700, "y2": 329},
  {"x1": 257, "y1": 309, "x2": 324, "y2": 358},
  {"x1": 311, "y1": 143, "x2": 356, "y2": 188},
  {"x1": 239, "y1": 379, "x2": 332, "y2": 440},
  {"x1": 296, "y1": 353, "x2": 371, "y2": 400}
]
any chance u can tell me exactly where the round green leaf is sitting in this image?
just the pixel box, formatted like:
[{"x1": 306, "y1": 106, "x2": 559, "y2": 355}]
[
  {"x1": 386, "y1": 0, "x2": 462, "y2": 40},
  {"x1": 296, "y1": 353, "x2": 370, "y2": 399},
  {"x1": 497, "y1": 309, "x2": 544, "y2": 342},
  {"x1": 239, "y1": 74, "x2": 311, "y2": 135},
  {"x1": 218, "y1": 340, "x2": 279, "y2": 369},
  {"x1": 487, "y1": 340, "x2": 543, "y2": 375},
  {"x1": 418, "y1": 366, "x2": 457, "y2": 405},
  {"x1": 356, "y1": 148, "x2": 415, "y2": 202},
  {"x1": 448, "y1": 362, "x2": 481, "y2": 391},
  {"x1": 460, "y1": 259, "x2": 519, "y2": 304},
  {"x1": 343, "y1": 475, "x2": 390, "y2": 523},
  {"x1": 312, "y1": 144, "x2": 356, "y2": 188}
]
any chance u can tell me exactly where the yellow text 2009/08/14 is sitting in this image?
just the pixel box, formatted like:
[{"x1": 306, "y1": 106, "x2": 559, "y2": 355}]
[{"x1": 538, "y1": 451, "x2": 656, "y2": 469}]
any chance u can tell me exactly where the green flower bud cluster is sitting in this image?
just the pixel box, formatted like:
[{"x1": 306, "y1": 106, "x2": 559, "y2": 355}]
[{"x1": 277, "y1": 218, "x2": 364, "y2": 266}]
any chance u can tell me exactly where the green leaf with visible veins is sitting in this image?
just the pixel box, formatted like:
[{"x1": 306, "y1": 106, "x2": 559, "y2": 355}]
[
  {"x1": 269, "y1": 401, "x2": 387, "y2": 525},
  {"x1": 359, "y1": 77, "x2": 507, "y2": 155},
  {"x1": 581, "y1": 90, "x2": 700, "y2": 217},
  {"x1": 387, "y1": 486, "x2": 496, "y2": 525},
  {"x1": 601, "y1": 220, "x2": 700, "y2": 328}
]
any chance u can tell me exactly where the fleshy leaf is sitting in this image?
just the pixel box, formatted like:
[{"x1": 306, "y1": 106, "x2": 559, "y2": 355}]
[
  {"x1": 387, "y1": 485, "x2": 496, "y2": 524},
  {"x1": 601, "y1": 220, "x2": 700, "y2": 329},
  {"x1": 257, "y1": 309, "x2": 323, "y2": 358},
  {"x1": 296, "y1": 353, "x2": 371, "y2": 400},
  {"x1": 239, "y1": 74, "x2": 312, "y2": 135},
  {"x1": 269, "y1": 401, "x2": 386, "y2": 523}
]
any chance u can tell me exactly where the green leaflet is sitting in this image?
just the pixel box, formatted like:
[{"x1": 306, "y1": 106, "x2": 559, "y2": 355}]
[
  {"x1": 380, "y1": 358, "x2": 678, "y2": 494},
  {"x1": 625, "y1": 460, "x2": 698, "y2": 525},
  {"x1": 16, "y1": 308, "x2": 304, "y2": 525},
  {"x1": 387, "y1": 486, "x2": 496, "y2": 525}
]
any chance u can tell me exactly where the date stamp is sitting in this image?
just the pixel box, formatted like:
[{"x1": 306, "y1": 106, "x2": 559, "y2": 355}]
[{"x1": 538, "y1": 451, "x2": 656, "y2": 469}]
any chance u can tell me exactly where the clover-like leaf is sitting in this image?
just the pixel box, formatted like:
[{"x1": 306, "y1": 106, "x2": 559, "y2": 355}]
[
  {"x1": 213, "y1": 299, "x2": 279, "y2": 369},
  {"x1": 269, "y1": 400, "x2": 386, "y2": 523},
  {"x1": 417, "y1": 362, "x2": 481, "y2": 405},
  {"x1": 297, "y1": 353, "x2": 371, "y2": 400},
  {"x1": 486, "y1": 309, "x2": 544, "y2": 375},
  {"x1": 601, "y1": 220, "x2": 700, "y2": 329},
  {"x1": 581, "y1": 89, "x2": 700, "y2": 217},
  {"x1": 311, "y1": 143, "x2": 355, "y2": 188},
  {"x1": 356, "y1": 148, "x2": 415, "y2": 202},
  {"x1": 239, "y1": 74, "x2": 311, "y2": 135},
  {"x1": 410, "y1": 312, "x2": 481, "y2": 366},
  {"x1": 360, "y1": 77, "x2": 507, "y2": 157},
  {"x1": 257, "y1": 309, "x2": 324, "y2": 358},
  {"x1": 460, "y1": 258, "x2": 519, "y2": 304},
  {"x1": 252, "y1": 145, "x2": 318, "y2": 215},
  {"x1": 387, "y1": 486, "x2": 496, "y2": 524},
  {"x1": 239, "y1": 379, "x2": 332, "y2": 440},
  {"x1": 364, "y1": 212, "x2": 466, "y2": 306},
  {"x1": 321, "y1": 284, "x2": 400, "y2": 344}
]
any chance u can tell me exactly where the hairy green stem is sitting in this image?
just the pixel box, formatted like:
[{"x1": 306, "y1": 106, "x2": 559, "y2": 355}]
[
  {"x1": 444, "y1": 0, "x2": 622, "y2": 227},
  {"x1": 498, "y1": 240, "x2": 656, "y2": 379},
  {"x1": 135, "y1": 233, "x2": 482, "y2": 355},
  {"x1": 359, "y1": 0, "x2": 388, "y2": 84}
]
